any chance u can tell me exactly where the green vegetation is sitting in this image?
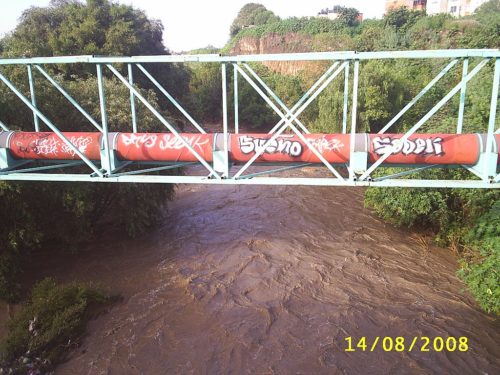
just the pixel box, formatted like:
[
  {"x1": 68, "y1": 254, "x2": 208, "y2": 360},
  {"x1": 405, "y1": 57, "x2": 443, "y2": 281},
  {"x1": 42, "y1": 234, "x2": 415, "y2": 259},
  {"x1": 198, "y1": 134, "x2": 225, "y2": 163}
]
[
  {"x1": 458, "y1": 201, "x2": 500, "y2": 314},
  {"x1": 0, "y1": 278, "x2": 117, "y2": 373},
  {"x1": 230, "y1": 3, "x2": 280, "y2": 37},
  {"x1": 365, "y1": 173, "x2": 499, "y2": 246},
  {"x1": 0, "y1": 0, "x2": 184, "y2": 303},
  {"x1": 2, "y1": 0, "x2": 166, "y2": 58}
]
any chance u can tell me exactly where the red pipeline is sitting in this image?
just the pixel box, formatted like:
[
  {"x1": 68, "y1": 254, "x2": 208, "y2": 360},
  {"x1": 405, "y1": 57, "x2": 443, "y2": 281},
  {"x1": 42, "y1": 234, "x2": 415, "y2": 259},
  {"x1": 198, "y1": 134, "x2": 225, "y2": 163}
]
[{"x1": 2, "y1": 132, "x2": 499, "y2": 166}]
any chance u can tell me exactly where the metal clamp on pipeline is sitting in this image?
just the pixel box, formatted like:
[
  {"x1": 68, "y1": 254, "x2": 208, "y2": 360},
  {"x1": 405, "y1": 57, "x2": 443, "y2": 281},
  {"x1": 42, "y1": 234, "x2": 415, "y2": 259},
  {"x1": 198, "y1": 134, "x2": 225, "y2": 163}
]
[
  {"x1": 212, "y1": 133, "x2": 231, "y2": 178},
  {"x1": 0, "y1": 131, "x2": 25, "y2": 171},
  {"x1": 99, "y1": 132, "x2": 122, "y2": 175}
]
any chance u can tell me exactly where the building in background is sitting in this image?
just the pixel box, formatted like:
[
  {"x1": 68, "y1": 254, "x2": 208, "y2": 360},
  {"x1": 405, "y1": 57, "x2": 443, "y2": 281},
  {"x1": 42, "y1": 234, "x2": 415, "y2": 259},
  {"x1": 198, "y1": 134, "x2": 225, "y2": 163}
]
[
  {"x1": 428, "y1": 0, "x2": 490, "y2": 16},
  {"x1": 412, "y1": 0, "x2": 428, "y2": 10},
  {"x1": 317, "y1": 5, "x2": 363, "y2": 21},
  {"x1": 385, "y1": 0, "x2": 427, "y2": 12},
  {"x1": 318, "y1": 4, "x2": 343, "y2": 19},
  {"x1": 426, "y1": 0, "x2": 448, "y2": 14}
]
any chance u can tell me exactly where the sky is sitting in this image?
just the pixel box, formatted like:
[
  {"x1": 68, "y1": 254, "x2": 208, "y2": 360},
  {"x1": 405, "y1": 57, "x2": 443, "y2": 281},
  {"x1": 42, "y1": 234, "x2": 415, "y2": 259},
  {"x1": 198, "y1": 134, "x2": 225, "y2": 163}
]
[{"x1": 0, "y1": 0, "x2": 386, "y2": 52}]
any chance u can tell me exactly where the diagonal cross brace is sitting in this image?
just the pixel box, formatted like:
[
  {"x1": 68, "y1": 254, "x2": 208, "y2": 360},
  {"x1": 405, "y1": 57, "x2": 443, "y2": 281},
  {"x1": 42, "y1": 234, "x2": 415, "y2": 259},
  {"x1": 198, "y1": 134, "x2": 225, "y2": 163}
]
[
  {"x1": 242, "y1": 63, "x2": 310, "y2": 134},
  {"x1": 34, "y1": 65, "x2": 103, "y2": 132},
  {"x1": 105, "y1": 64, "x2": 220, "y2": 179},
  {"x1": 378, "y1": 59, "x2": 459, "y2": 134},
  {"x1": 268, "y1": 62, "x2": 340, "y2": 134},
  {"x1": 136, "y1": 64, "x2": 206, "y2": 134},
  {"x1": 359, "y1": 58, "x2": 490, "y2": 181},
  {"x1": 0, "y1": 69, "x2": 103, "y2": 176},
  {"x1": 233, "y1": 62, "x2": 347, "y2": 179},
  {"x1": 0, "y1": 120, "x2": 8, "y2": 131}
]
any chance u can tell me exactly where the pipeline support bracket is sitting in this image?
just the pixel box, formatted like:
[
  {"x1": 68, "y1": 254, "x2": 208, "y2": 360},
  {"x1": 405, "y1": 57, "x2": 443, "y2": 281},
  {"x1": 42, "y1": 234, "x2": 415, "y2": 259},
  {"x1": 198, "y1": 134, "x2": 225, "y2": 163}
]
[
  {"x1": 213, "y1": 133, "x2": 230, "y2": 177},
  {"x1": 0, "y1": 131, "x2": 26, "y2": 170},
  {"x1": 100, "y1": 132, "x2": 122, "y2": 175},
  {"x1": 351, "y1": 133, "x2": 369, "y2": 176}
]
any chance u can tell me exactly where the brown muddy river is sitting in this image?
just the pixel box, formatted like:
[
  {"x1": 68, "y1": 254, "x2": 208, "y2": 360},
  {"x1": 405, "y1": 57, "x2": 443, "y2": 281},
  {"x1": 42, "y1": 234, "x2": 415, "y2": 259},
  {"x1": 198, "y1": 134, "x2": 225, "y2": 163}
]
[{"x1": 18, "y1": 173, "x2": 499, "y2": 374}]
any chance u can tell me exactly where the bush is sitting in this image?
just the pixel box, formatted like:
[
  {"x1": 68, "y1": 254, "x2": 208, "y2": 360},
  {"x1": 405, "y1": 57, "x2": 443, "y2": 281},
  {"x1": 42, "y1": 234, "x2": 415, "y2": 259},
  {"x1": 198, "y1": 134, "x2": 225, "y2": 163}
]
[
  {"x1": 364, "y1": 169, "x2": 499, "y2": 245},
  {"x1": 0, "y1": 278, "x2": 117, "y2": 373},
  {"x1": 365, "y1": 169, "x2": 499, "y2": 315},
  {"x1": 457, "y1": 201, "x2": 500, "y2": 314}
]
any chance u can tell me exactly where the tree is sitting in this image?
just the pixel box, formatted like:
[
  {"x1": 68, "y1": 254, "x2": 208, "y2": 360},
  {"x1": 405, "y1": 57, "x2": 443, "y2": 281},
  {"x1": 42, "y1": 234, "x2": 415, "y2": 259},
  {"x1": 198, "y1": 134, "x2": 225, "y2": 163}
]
[
  {"x1": 475, "y1": 0, "x2": 500, "y2": 16},
  {"x1": 4, "y1": 0, "x2": 165, "y2": 57},
  {"x1": 0, "y1": 0, "x2": 178, "y2": 302},
  {"x1": 230, "y1": 3, "x2": 280, "y2": 37},
  {"x1": 338, "y1": 7, "x2": 361, "y2": 27},
  {"x1": 384, "y1": 7, "x2": 425, "y2": 32},
  {"x1": 187, "y1": 62, "x2": 222, "y2": 122}
]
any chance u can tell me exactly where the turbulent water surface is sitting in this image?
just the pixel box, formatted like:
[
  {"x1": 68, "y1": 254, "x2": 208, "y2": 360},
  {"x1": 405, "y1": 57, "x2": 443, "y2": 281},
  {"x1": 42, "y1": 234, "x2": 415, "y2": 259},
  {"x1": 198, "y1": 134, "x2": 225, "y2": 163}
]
[{"x1": 26, "y1": 173, "x2": 499, "y2": 374}]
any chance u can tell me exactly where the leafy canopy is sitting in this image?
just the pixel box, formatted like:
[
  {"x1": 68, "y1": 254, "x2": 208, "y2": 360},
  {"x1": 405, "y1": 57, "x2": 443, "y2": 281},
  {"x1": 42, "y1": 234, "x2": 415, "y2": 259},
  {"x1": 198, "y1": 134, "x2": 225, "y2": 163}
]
[
  {"x1": 3, "y1": 0, "x2": 166, "y2": 57},
  {"x1": 230, "y1": 3, "x2": 280, "y2": 37}
]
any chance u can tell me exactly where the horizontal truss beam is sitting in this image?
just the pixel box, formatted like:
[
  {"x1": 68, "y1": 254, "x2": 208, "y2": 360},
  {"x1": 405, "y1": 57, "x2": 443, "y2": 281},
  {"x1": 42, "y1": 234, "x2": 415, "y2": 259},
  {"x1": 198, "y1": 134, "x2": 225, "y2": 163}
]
[
  {"x1": 0, "y1": 49, "x2": 499, "y2": 65},
  {"x1": 0, "y1": 173, "x2": 497, "y2": 188}
]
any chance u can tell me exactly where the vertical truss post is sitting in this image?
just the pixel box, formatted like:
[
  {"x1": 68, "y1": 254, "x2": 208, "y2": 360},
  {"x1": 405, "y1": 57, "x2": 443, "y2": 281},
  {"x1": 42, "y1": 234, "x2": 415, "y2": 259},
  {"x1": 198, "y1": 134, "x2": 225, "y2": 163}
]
[
  {"x1": 234, "y1": 64, "x2": 239, "y2": 134},
  {"x1": 97, "y1": 64, "x2": 112, "y2": 175},
  {"x1": 484, "y1": 57, "x2": 500, "y2": 180},
  {"x1": 0, "y1": 131, "x2": 18, "y2": 170},
  {"x1": 342, "y1": 61, "x2": 349, "y2": 134},
  {"x1": 457, "y1": 58, "x2": 468, "y2": 134},
  {"x1": 349, "y1": 60, "x2": 360, "y2": 180},
  {"x1": 128, "y1": 64, "x2": 138, "y2": 133},
  {"x1": 27, "y1": 65, "x2": 40, "y2": 131},
  {"x1": 221, "y1": 63, "x2": 229, "y2": 177}
]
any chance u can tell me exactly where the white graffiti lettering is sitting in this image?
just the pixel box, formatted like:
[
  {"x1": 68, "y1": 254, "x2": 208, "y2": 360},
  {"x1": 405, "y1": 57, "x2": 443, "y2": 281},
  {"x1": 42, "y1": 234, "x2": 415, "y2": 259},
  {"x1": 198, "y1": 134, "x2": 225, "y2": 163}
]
[
  {"x1": 159, "y1": 134, "x2": 209, "y2": 151},
  {"x1": 310, "y1": 137, "x2": 344, "y2": 153},
  {"x1": 31, "y1": 138, "x2": 59, "y2": 155},
  {"x1": 120, "y1": 133, "x2": 208, "y2": 152},
  {"x1": 239, "y1": 135, "x2": 303, "y2": 157},
  {"x1": 239, "y1": 135, "x2": 344, "y2": 157},
  {"x1": 121, "y1": 133, "x2": 158, "y2": 148},
  {"x1": 372, "y1": 136, "x2": 444, "y2": 156},
  {"x1": 61, "y1": 136, "x2": 93, "y2": 156}
]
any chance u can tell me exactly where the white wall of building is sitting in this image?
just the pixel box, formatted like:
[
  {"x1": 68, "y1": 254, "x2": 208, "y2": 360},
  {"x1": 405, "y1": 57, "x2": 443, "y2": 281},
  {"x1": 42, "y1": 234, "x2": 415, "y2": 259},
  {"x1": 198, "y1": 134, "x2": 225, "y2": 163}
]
[
  {"x1": 426, "y1": 0, "x2": 489, "y2": 16},
  {"x1": 447, "y1": 0, "x2": 461, "y2": 16},
  {"x1": 467, "y1": 0, "x2": 489, "y2": 15},
  {"x1": 427, "y1": 0, "x2": 449, "y2": 15}
]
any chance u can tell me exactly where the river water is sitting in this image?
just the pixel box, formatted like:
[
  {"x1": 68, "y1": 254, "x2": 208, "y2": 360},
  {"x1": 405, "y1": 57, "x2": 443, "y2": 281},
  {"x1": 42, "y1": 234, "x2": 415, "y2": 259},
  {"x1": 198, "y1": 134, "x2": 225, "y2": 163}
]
[{"x1": 22, "y1": 171, "x2": 499, "y2": 374}]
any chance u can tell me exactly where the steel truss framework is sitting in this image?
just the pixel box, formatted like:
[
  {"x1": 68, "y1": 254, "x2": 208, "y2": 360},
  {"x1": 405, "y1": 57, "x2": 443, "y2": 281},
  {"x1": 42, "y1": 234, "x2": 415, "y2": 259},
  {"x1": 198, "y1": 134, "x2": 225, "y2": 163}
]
[{"x1": 0, "y1": 49, "x2": 499, "y2": 188}]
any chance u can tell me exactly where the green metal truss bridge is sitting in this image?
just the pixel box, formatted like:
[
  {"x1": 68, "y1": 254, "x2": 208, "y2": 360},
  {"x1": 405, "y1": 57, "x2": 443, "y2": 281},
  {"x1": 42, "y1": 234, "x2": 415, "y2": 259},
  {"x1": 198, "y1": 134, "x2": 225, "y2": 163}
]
[{"x1": 0, "y1": 49, "x2": 499, "y2": 188}]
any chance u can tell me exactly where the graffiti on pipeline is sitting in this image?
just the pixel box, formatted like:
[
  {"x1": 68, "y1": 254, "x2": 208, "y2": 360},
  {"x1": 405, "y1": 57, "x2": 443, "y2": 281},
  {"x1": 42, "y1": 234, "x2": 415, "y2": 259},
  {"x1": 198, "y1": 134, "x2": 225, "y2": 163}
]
[
  {"x1": 14, "y1": 133, "x2": 93, "y2": 156},
  {"x1": 120, "y1": 133, "x2": 209, "y2": 151},
  {"x1": 372, "y1": 136, "x2": 444, "y2": 156},
  {"x1": 238, "y1": 135, "x2": 344, "y2": 157}
]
